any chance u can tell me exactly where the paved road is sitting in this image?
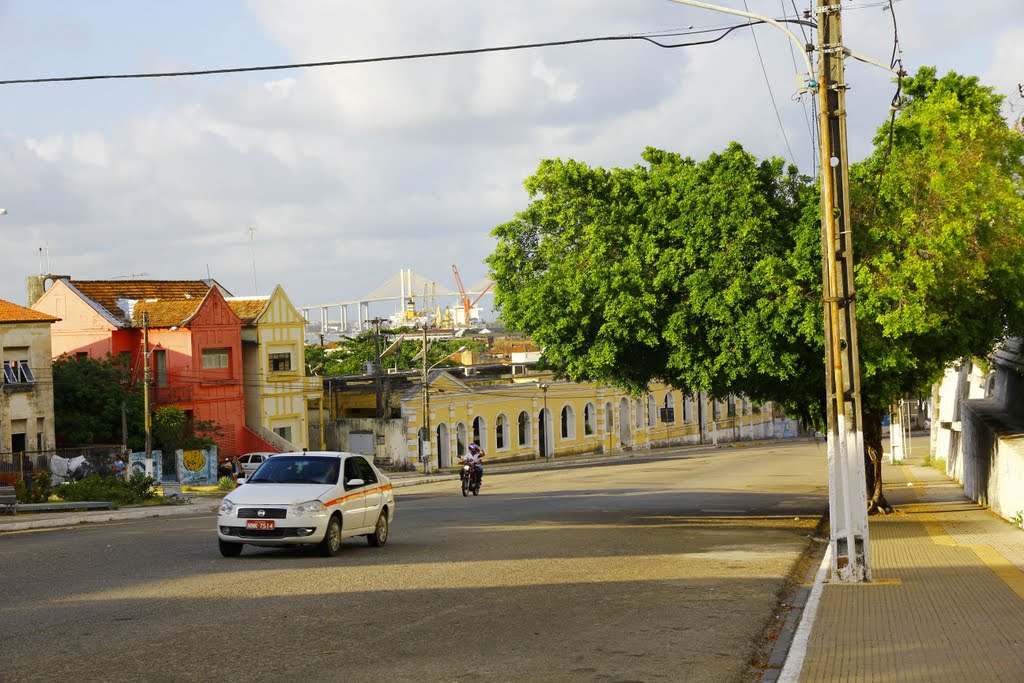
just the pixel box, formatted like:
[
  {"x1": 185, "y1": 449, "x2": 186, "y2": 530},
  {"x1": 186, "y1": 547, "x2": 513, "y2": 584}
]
[{"x1": 0, "y1": 440, "x2": 829, "y2": 683}]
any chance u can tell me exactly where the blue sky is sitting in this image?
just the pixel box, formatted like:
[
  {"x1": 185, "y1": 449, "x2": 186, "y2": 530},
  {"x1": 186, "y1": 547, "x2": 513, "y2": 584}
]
[{"x1": 0, "y1": 0, "x2": 1021, "y2": 322}]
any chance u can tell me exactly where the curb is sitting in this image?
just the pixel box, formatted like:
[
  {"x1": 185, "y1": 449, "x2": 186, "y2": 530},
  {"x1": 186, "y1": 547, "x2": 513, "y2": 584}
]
[{"x1": 0, "y1": 501, "x2": 219, "y2": 532}]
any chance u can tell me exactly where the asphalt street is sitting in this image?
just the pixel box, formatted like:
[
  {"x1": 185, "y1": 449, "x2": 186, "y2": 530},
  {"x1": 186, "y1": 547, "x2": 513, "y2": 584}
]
[{"x1": 0, "y1": 440, "x2": 829, "y2": 683}]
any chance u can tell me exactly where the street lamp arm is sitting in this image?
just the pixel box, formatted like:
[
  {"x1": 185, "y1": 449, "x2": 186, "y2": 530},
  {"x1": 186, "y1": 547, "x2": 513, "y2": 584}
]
[
  {"x1": 843, "y1": 47, "x2": 901, "y2": 74},
  {"x1": 663, "y1": 0, "x2": 815, "y2": 81}
]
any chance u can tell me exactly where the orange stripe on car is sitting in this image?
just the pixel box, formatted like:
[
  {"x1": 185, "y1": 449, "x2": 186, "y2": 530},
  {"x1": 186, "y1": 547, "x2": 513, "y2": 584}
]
[{"x1": 323, "y1": 483, "x2": 392, "y2": 508}]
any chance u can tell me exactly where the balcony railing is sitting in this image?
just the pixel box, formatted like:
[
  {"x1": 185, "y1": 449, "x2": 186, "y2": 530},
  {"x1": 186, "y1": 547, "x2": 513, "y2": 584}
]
[{"x1": 152, "y1": 384, "x2": 194, "y2": 405}]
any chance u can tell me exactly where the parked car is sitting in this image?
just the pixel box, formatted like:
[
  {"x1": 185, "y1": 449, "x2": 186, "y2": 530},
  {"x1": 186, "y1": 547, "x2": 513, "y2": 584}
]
[
  {"x1": 216, "y1": 451, "x2": 395, "y2": 557},
  {"x1": 236, "y1": 452, "x2": 276, "y2": 480}
]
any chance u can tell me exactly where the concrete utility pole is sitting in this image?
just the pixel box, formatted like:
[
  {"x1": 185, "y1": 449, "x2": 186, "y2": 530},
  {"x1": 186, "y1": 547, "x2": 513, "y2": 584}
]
[
  {"x1": 817, "y1": 0, "x2": 871, "y2": 582},
  {"x1": 142, "y1": 311, "x2": 153, "y2": 477}
]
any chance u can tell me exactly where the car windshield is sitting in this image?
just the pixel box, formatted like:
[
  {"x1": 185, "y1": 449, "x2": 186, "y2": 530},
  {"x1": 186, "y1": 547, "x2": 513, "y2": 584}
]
[{"x1": 247, "y1": 456, "x2": 340, "y2": 485}]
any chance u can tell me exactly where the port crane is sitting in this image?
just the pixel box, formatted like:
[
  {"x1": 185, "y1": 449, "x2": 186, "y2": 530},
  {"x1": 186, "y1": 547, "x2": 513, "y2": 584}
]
[{"x1": 451, "y1": 264, "x2": 493, "y2": 326}]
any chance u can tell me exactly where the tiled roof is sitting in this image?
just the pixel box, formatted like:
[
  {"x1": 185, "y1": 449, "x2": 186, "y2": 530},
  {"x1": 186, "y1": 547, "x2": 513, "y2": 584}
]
[
  {"x1": 0, "y1": 299, "x2": 60, "y2": 324},
  {"x1": 70, "y1": 280, "x2": 213, "y2": 324},
  {"x1": 131, "y1": 298, "x2": 204, "y2": 329},
  {"x1": 226, "y1": 297, "x2": 269, "y2": 324}
]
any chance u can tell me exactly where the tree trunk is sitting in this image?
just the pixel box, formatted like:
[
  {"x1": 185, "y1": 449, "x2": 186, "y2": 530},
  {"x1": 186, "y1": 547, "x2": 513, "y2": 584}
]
[{"x1": 862, "y1": 407, "x2": 893, "y2": 514}]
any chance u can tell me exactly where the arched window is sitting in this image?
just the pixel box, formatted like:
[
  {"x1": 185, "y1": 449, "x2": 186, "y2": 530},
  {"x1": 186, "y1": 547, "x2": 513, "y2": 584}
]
[
  {"x1": 584, "y1": 402, "x2": 596, "y2": 436},
  {"x1": 456, "y1": 422, "x2": 468, "y2": 456},
  {"x1": 727, "y1": 396, "x2": 736, "y2": 418},
  {"x1": 517, "y1": 410, "x2": 531, "y2": 446},
  {"x1": 472, "y1": 416, "x2": 487, "y2": 451},
  {"x1": 712, "y1": 400, "x2": 721, "y2": 419},
  {"x1": 635, "y1": 398, "x2": 643, "y2": 428},
  {"x1": 560, "y1": 405, "x2": 576, "y2": 439},
  {"x1": 647, "y1": 394, "x2": 657, "y2": 426},
  {"x1": 662, "y1": 392, "x2": 676, "y2": 424},
  {"x1": 495, "y1": 413, "x2": 509, "y2": 450}
]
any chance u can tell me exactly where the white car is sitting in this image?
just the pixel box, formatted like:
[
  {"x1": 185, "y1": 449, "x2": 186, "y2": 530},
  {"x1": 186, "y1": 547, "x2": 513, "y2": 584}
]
[
  {"x1": 217, "y1": 451, "x2": 395, "y2": 557},
  {"x1": 236, "y1": 451, "x2": 275, "y2": 480}
]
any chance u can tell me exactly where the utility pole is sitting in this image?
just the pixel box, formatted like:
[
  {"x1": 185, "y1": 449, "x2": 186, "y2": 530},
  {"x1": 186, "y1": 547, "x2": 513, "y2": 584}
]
[
  {"x1": 817, "y1": 0, "x2": 871, "y2": 583},
  {"x1": 421, "y1": 325, "x2": 431, "y2": 474},
  {"x1": 142, "y1": 312, "x2": 153, "y2": 477},
  {"x1": 369, "y1": 317, "x2": 386, "y2": 419}
]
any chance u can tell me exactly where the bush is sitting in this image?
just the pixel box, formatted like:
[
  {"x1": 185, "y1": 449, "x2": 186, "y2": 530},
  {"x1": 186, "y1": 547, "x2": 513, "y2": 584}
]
[
  {"x1": 16, "y1": 472, "x2": 53, "y2": 504},
  {"x1": 57, "y1": 472, "x2": 157, "y2": 506},
  {"x1": 218, "y1": 476, "x2": 236, "y2": 491}
]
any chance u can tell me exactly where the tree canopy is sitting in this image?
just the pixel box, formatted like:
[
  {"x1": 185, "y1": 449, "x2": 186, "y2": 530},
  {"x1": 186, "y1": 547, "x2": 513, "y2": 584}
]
[
  {"x1": 305, "y1": 329, "x2": 485, "y2": 377},
  {"x1": 52, "y1": 354, "x2": 145, "y2": 448},
  {"x1": 488, "y1": 68, "x2": 1024, "y2": 508}
]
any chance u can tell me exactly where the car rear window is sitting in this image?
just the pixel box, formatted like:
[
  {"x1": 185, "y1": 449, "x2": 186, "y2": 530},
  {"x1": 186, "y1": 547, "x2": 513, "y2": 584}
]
[{"x1": 248, "y1": 456, "x2": 340, "y2": 485}]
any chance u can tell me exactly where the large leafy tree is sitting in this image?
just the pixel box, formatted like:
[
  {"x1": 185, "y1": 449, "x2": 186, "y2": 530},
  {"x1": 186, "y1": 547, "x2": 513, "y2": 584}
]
[
  {"x1": 488, "y1": 68, "x2": 1024, "y2": 513},
  {"x1": 850, "y1": 68, "x2": 1024, "y2": 507},
  {"x1": 52, "y1": 354, "x2": 145, "y2": 448},
  {"x1": 489, "y1": 142, "x2": 821, "y2": 409}
]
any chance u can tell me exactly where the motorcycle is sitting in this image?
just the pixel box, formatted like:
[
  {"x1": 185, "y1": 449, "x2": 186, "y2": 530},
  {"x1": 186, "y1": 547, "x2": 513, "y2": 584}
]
[{"x1": 459, "y1": 459, "x2": 481, "y2": 497}]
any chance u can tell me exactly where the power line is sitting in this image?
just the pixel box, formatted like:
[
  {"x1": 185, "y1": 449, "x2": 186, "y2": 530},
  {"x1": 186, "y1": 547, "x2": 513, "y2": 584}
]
[
  {"x1": 0, "y1": 21, "x2": 815, "y2": 87},
  {"x1": 782, "y1": 0, "x2": 818, "y2": 176},
  {"x1": 743, "y1": 0, "x2": 798, "y2": 167}
]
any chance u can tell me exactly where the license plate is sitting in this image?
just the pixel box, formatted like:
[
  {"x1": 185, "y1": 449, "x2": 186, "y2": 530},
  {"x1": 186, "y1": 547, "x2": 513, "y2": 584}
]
[{"x1": 246, "y1": 520, "x2": 275, "y2": 530}]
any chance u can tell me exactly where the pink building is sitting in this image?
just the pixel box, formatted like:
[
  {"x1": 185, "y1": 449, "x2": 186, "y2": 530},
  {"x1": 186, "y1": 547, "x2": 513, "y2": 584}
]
[{"x1": 31, "y1": 278, "x2": 279, "y2": 460}]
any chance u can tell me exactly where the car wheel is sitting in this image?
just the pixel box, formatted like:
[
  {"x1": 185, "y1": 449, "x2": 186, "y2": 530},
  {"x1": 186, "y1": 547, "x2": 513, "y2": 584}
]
[
  {"x1": 367, "y1": 510, "x2": 389, "y2": 547},
  {"x1": 319, "y1": 514, "x2": 342, "y2": 557},
  {"x1": 219, "y1": 539, "x2": 243, "y2": 557}
]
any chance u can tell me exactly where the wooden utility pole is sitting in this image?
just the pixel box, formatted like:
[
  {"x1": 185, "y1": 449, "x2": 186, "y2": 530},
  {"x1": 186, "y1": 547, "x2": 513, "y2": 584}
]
[
  {"x1": 421, "y1": 326, "x2": 431, "y2": 474},
  {"x1": 142, "y1": 311, "x2": 153, "y2": 477},
  {"x1": 817, "y1": 0, "x2": 871, "y2": 582},
  {"x1": 369, "y1": 317, "x2": 386, "y2": 419}
]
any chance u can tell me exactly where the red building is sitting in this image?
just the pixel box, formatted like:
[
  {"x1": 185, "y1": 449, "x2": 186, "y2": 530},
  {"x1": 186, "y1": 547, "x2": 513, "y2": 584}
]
[{"x1": 31, "y1": 278, "x2": 278, "y2": 459}]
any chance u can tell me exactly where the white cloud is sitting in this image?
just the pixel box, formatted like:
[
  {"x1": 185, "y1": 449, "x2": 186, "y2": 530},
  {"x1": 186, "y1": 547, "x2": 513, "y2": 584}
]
[{"x1": 0, "y1": 0, "x2": 1021, "y2": 316}]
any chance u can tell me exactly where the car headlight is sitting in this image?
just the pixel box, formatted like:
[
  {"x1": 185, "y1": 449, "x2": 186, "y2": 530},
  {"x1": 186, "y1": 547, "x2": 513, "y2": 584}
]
[
  {"x1": 219, "y1": 499, "x2": 235, "y2": 515},
  {"x1": 294, "y1": 499, "x2": 326, "y2": 517}
]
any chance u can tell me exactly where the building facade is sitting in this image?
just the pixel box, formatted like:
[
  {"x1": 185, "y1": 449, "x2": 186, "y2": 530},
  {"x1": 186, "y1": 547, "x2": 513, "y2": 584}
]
[
  {"x1": 0, "y1": 299, "x2": 59, "y2": 474},
  {"x1": 321, "y1": 364, "x2": 780, "y2": 468},
  {"x1": 228, "y1": 285, "x2": 322, "y2": 451}
]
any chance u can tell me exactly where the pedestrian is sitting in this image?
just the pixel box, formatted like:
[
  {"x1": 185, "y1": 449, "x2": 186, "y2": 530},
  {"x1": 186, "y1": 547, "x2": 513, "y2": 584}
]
[
  {"x1": 230, "y1": 455, "x2": 243, "y2": 484},
  {"x1": 112, "y1": 455, "x2": 127, "y2": 478}
]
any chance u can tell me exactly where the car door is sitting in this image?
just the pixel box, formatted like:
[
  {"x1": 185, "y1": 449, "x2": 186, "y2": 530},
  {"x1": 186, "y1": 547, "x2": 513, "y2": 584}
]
[
  {"x1": 339, "y1": 456, "x2": 368, "y2": 532},
  {"x1": 353, "y1": 456, "x2": 381, "y2": 529}
]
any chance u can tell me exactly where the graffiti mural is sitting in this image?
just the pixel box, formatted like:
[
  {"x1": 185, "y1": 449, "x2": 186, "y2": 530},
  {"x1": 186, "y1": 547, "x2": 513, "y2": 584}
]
[{"x1": 178, "y1": 447, "x2": 217, "y2": 486}]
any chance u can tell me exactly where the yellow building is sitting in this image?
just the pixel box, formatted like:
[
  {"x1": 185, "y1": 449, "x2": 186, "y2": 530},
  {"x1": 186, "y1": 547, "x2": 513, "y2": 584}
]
[
  {"x1": 227, "y1": 286, "x2": 322, "y2": 451},
  {"x1": 399, "y1": 372, "x2": 778, "y2": 468},
  {"x1": 0, "y1": 299, "x2": 59, "y2": 462}
]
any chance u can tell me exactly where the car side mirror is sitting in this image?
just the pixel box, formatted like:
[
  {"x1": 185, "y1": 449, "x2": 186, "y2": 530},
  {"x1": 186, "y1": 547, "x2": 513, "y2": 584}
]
[{"x1": 346, "y1": 478, "x2": 365, "y2": 487}]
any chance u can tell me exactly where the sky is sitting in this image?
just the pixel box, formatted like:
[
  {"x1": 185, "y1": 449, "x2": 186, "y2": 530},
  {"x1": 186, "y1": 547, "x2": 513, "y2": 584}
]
[{"x1": 0, "y1": 0, "x2": 1021, "y2": 323}]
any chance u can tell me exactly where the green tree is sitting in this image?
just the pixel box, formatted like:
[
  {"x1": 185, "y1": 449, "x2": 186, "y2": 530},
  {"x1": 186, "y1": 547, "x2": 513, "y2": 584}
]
[
  {"x1": 152, "y1": 406, "x2": 223, "y2": 454},
  {"x1": 305, "y1": 330, "x2": 484, "y2": 376},
  {"x1": 849, "y1": 68, "x2": 1024, "y2": 507},
  {"x1": 52, "y1": 354, "x2": 145, "y2": 448},
  {"x1": 488, "y1": 68, "x2": 1024, "y2": 513}
]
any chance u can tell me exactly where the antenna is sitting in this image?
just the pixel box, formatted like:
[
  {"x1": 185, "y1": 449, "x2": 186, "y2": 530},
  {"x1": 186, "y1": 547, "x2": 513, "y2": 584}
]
[{"x1": 248, "y1": 225, "x2": 258, "y2": 295}]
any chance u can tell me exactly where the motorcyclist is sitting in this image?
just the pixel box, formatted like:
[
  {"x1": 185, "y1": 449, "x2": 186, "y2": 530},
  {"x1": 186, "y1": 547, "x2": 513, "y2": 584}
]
[{"x1": 464, "y1": 440, "x2": 485, "y2": 487}]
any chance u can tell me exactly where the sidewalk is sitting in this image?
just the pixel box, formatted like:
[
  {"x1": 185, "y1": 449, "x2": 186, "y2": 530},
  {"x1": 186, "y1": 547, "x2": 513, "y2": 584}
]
[{"x1": 786, "y1": 452, "x2": 1024, "y2": 682}]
